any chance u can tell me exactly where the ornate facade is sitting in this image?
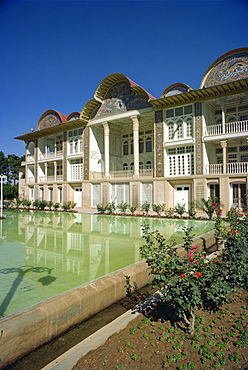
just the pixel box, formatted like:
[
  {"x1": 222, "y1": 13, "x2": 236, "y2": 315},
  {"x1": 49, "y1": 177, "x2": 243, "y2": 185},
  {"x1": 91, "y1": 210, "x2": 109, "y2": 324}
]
[{"x1": 16, "y1": 48, "x2": 248, "y2": 212}]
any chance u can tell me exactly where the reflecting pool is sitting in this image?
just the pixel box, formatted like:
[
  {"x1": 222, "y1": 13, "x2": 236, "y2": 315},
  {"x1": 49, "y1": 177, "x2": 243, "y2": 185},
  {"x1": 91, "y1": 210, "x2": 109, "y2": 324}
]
[{"x1": 0, "y1": 211, "x2": 214, "y2": 317}]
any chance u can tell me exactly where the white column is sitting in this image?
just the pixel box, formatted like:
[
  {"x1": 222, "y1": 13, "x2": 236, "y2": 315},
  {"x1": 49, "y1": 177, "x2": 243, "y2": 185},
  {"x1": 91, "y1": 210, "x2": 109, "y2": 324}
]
[
  {"x1": 54, "y1": 161, "x2": 57, "y2": 182},
  {"x1": 102, "y1": 122, "x2": 110, "y2": 178},
  {"x1": 220, "y1": 140, "x2": 227, "y2": 174},
  {"x1": 131, "y1": 115, "x2": 139, "y2": 177},
  {"x1": 219, "y1": 97, "x2": 226, "y2": 134}
]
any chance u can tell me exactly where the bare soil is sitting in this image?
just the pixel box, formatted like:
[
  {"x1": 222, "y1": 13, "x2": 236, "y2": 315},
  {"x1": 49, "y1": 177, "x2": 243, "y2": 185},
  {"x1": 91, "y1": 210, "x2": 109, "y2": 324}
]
[{"x1": 73, "y1": 289, "x2": 248, "y2": 370}]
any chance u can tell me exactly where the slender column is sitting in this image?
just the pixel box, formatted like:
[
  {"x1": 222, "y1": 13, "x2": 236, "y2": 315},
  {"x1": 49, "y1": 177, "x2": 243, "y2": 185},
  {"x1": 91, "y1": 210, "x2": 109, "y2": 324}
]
[
  {"x1": 219, "y1": 97, "x2": 226, "y2": 134},
  {"x1": 102, "y1": 122, "x2": 110, "y2": 178},
  {"x1": 54, "y1": 161, "x2": 57, "y2": 182},
  {"x1": 44, "y1": 162, "x2": 48, "y2": 179},
  {"x1": 220, "y1": 140, "x2": 227, "y2": 174},
  {"x1": 131, "y1": 115, "x2": 139, "y2": 177}
]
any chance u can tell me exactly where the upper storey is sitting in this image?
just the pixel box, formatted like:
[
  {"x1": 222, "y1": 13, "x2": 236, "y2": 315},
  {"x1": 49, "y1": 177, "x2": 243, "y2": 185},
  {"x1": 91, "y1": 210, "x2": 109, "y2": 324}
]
[{"x1": 14, "y1": 48, "x2": 248, "y2": 143}]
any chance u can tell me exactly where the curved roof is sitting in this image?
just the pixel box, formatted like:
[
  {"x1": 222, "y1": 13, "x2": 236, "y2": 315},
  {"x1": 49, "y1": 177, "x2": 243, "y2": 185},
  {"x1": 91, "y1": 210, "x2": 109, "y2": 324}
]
[
  {"x1": 161, "y1": 83, "x2": 192, "y2": 98},
  {"x1": 37, "y1": 110, "x2": 68, "y2": 130},
  {"x1": 200, "y1": 47, "x2": 248, "y2": 88},
  {"x1": 67, "y1": 112, "x2": 80, "y2": 121},
  {"x1": 80, "y1": 99, "x2": 101, "y2": 124},
  {"x1": 94, "y1": 73, "x2": 156, "y2": 102}
]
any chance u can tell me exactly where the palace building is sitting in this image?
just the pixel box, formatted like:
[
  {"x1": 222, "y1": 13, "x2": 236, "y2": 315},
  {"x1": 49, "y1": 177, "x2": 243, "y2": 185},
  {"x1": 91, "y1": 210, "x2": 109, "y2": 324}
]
[{"x1": 15, "y1": 48, "x2": 248, "y2": 212}]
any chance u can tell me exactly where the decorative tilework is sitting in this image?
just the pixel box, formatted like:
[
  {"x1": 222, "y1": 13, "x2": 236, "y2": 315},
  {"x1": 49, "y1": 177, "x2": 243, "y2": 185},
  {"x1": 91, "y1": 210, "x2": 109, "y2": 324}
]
[
  {"x1": 194, "y1": 102, "x2": 203, "y2": 175},
  {"x1": 164, "y1": 85, "x2": 189, "y2": 97},
  {"x1": 155, "y1": 110, "x2": 164, "y2": 177},
  {"x1": 83, "y1": 127, "x2": 90, "y2": 180},
  {"x1": 204, "y1": 51, "x2": 248, "y2": 87},
  {"x1": 39, "y1": 114, "x2": 61, "y2": 130},
  {"x1": 94, "y1": 82, "x2": 152, "y2": 119}
]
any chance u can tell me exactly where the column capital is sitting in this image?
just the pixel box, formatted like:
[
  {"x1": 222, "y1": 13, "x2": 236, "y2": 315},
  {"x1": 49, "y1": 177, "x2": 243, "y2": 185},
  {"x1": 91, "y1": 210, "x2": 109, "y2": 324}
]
[
  {"x1": 102, "y1": 122, "x2": 109, "y2": 135},
  {"x1": 219, "y1": 97, "x2": 226, "y2": 110},
  {"x1": 131, "y1": 115, "x2": 139, "y2": 130},
  {"x1": 220, "y1": 140, "x2": 227, "y2": 148}
]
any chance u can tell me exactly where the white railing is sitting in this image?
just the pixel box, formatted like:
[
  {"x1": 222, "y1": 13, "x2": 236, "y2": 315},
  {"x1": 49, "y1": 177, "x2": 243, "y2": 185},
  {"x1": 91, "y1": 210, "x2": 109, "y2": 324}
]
[
  {"x1": 28, "y1": 177, "x2": 35, "y2": 183},
  {"x1": 39, "y1": 151, "x2": 63, "y2": 160},
  {"x1": 205, "y1": 120, "x2": 248, "y2": 136},
  {"x1": 39, "y1": 175, "x2": 63, "y2": 183},
  {"x1": 109, "y1": 170, "x2": 134, "y2": 178},
  {"x1": 39, "y1": 176, "x2": 46, "y2": 183},
  {"x1": 140, "y1": 169, "x2": 153, "y2": 177},
  {"x1": 225, "y1": 120, "x2": 248, "y2": 133},
  {"x1": 205, "y1": 164, "x2": 223, "y2": 174},
  {"x1": 205, "y1": 162, "x2": 248, "y2": 174},
  {"x1": 27, "y1": 155, "x2": 35, "y2": 162},
  {"x1": 91, "y1": 172, "x2": 104, "y2": 179},
  {"x1": 227, "y1": 162, "x2": 248, "y2": 174},
  {"x1": 205, "y1": 124, "x2": 223, "y2": 136}
]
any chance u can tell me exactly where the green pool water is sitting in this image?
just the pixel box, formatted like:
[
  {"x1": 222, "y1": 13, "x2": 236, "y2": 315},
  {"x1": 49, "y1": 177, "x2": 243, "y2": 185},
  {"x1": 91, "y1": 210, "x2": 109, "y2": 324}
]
[{"x1": 0, "y1": 210, "x2": 214, "y2": 318}]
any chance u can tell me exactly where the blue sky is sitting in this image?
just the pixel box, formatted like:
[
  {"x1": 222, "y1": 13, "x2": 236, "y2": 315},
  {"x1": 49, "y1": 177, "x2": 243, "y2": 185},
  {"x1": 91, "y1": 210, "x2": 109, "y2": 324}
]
[{"x1": 1, "y1": 0, "x2": 247, "y2": 157}]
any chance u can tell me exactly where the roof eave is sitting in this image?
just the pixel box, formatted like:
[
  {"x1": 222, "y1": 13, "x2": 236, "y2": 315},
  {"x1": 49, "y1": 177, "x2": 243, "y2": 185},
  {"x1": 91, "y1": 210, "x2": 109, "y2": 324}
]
[
  {"x1": 152, "y1": 78, "x2": 248, "y2": 109},
  {"x1": 14, "y1": 119, "x2": 87, "y2": 141}
]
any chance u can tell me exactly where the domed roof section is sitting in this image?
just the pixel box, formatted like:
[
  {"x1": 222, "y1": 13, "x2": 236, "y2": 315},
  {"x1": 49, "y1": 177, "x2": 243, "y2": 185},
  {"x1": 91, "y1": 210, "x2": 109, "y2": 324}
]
[
  {"x1": 161, "y1": 83, "x2": 192, "y2": 98},
  {"x1": 80, "y1": 73, "x2": 155, "y2": 121},
  {"x1": 67, "y1": 112, "x2": 80, "y2": 121},
  {"x1": 37, "y1": 110, "x2": 68, "y2": 130},
  {"x1": 94, "y1": 73, "x2": 156, "y2": 102},
  {"x1": 200, "y1": 47, "x2": 248, "y2": 88}
]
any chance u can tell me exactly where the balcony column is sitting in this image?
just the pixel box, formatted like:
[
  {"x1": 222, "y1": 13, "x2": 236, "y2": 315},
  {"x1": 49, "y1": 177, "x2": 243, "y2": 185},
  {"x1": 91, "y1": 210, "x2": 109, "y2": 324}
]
[
  {"x1": 220, "y1": 140, "x2": 227, "y2": 174},
  {"x1": 54, "y1": 161, "x2": 57, "y2": 182},
  {"x1": 219, "y1": 97, "x2": 226, "y2": 134},
  {"x1": 102, "y1": 122, "x2": 110, "y2": 178},
  {"x1": 44, "y1": 162, "x2": 48, "y2": 180},
  {"x1": 131, "y1": 115, "x2": 139, "y2": 177}
]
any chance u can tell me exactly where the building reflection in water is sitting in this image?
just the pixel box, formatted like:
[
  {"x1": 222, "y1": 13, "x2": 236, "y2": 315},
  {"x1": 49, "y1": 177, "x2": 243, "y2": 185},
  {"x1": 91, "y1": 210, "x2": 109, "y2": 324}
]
[{"x1": 0, "y1": 211, "x2": 214, "y2": 316}]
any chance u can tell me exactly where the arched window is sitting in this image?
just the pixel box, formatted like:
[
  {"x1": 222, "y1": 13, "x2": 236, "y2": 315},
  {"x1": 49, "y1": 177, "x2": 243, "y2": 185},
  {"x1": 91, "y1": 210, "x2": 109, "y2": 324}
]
[
  {"x1": 146, "y1": 137, "x2": 152, "y2": 152},
  {"x1": 123, "y1": 141, "x2": 129, "y2": 155},
  {"x1": 139, "y1": 138, "x2": 144, "y2": 153},
  {"x1": 130, "y1": 162, "x2": 134, "y2": 170},
  {"x1": 123, "y1": 163, "x2": 128, "y2": 171},
  {"x1": 139, "y1": 161, "x2": 144, "y2": 170},
  {"x1": 146, "y1": 161, "x2": 152, "y2": 169}
]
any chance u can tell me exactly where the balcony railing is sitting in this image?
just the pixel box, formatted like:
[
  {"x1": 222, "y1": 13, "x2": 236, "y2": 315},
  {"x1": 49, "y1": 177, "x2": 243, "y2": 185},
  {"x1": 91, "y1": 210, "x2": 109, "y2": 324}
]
[
  {"x1": 205, "y1": 162, "x2": 248, "y2": 175},
  {"x1": 91, "y1": 169, "x2": 153, "y2": 179},
  {"x1": 205, "y1": 120, "x2": 248, "y2": 136},
  {"x1": 28, "y1": 177, "x2": 35, "y2": 183},
  {"x1": 39, "y1": 151, "x2": 63, "y2": 160},
  {"x1": 227, "y1": 162, "x2": 248, "y2": 173},
  {"x1": 38, "y1": 175, "x2": 63, "y2": 183}
]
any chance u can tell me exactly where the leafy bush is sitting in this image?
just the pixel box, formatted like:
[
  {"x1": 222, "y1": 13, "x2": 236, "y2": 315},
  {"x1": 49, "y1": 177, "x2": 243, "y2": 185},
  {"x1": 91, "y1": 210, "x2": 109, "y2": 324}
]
[
  {"x1": 152, "y1": 204, "x2": 162, "y2": 217},
  {"x1": 106, "y1": 201, "x2": 116, "y2": 213},
  {"x1": 47, "y1": 200, "x2": 54, "y2": 211},
  {"x1": 22, "y1": 199, "x2": 31, "y2": 209},
  {"x1": 130, "y1": 206, "x2": 137, "y2": 215},
  {"x1": 197, "y1": 197, "x2": 219, "y2": 219},
  {"x1": 175, "y1": 203, "x2": 186, "y2": 217},
  {"x1": 118, "y1": 201, "x2": 129, "y2": 213},
  {"x1": 54, "y1": 202, "x2": 60, "y2": 210},
  {"x1": 141, "y1": 201, "x2": 150, "y2": 215},
  {"x1": 96, "y1": 204, "x2": 106, "y2": 213},
  {"x1": 141, "y1": 224, "x2": 235, "y2": 335}
]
